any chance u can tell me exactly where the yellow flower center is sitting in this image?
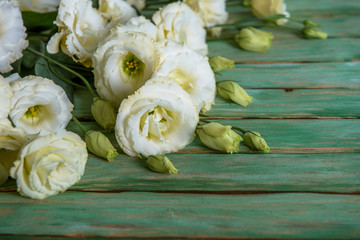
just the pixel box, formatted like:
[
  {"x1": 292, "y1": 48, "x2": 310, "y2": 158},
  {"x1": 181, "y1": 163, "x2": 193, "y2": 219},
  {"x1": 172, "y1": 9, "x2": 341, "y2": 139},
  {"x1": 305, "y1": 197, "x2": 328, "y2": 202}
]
[
  {"x1": 24, "y1": 105, "x2": 41, "y2": 119},
  {"x1": 122, "y1": 52, "x2": 144, "y2": 77}
]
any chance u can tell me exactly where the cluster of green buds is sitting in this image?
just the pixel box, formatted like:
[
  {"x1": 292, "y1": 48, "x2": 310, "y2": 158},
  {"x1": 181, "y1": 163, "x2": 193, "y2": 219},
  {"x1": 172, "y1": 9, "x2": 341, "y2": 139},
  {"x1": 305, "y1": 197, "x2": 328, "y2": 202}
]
[
  {"x1": 302, "y1": 20, "x2": 328, "y2": 39},
  {"x1": 235, "y1": 27, "x2": 274, "y2": 53},
  {"x1": 196, "y1": 122, "x2": 270, "y2": 154},
  {"x1": 91, "y1": 97, "x2": 117, "y2": 131},
  {"x1": 217, "y1": 81, "x2": 253, "y2": 107},
  {"x1": 145, "y1": 154, "x2": 178, "y2": 174},
  {"x1": 196, "y1": 122, "x2": 242, "y2": 154},
  {"x1": 209, "y1": 56, "x2": 235, "y2": 73}
]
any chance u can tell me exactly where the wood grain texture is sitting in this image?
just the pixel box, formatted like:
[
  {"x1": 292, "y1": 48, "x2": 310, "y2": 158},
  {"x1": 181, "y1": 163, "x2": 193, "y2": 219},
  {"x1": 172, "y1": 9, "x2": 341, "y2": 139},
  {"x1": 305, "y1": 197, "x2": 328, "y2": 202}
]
[
  {"x1": 73, "y1": 88, "x2": 360, "y2": 118},
  {"x1": 1, "y1": 192, "x2": 359, "y2": 239},
  {"x1": 63, "y1": 119, "x2": 360, "y2": 153},
  {"x1": 3, "y1": 153, "x2": 359, "y2": 193},
  {"x1": 208, "y1": 38, "x2": 360, "y2": 63},
  {"x1": 215, "y1": 62, "x2": 360, "y2": 89}
]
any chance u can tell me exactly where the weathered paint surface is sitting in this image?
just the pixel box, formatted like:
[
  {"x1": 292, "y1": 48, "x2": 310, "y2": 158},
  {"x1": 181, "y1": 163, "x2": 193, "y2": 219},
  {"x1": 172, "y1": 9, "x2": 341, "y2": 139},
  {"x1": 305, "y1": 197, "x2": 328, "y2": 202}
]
[{"x1": 1, "y1": 0, "x2": 360, "y2": 238}]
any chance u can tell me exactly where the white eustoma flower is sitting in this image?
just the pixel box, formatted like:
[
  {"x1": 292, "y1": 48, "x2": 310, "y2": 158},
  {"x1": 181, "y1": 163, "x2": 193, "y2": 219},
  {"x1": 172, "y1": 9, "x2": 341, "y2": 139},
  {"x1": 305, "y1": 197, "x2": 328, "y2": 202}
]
[
  {"x1": 115, "y1": 76, "x2": 199, "y2": 157},
  {"x1": 125, "y1": 0, "x2": 145, "y2": 11},
  {"x1": 10, "y1": 130, "x2": 88, "y2": 200},
  {"x1": 0, "y1": 75, "x2": 13, "y2": 119},
  {"x1": 0, "y1": 0, "x2": 28, "y2": 73},
  {"x1": 251, "y1": 0, "x2": 290, "y2": 25},
  {"x1": 99, "y1": 0, "x2": 137, "y2": 27},
  {"x1": 17, "y1": 0, "x2": 61, "y2": 12},
  {"x1": 0, "y1": 118, "x2": 28, "y2": 185},
  {"x1": 9, "y1": 76, "x2": 74, "y2": 136},
  {"x1": 184, "y1": 0, "x2": 228, "y2": 37},
  {"x1": 152, "y1": 2, "x2": 208, "y2": 56},
  {"x1": 154, "y1": 41, "x2": 216, "y2": 113},
  {"x1": 0, "y1": 118, "x2": 27, "y2": 151},
  {"x1": 47, "y1": 0, "x2": 112, "y2": 67},
  {"x1": 93, "y1": 30, "x2": 160, "y2": 107},
  {"x1": 119, "y1": 16, "x2": 158, "y2": 40}
]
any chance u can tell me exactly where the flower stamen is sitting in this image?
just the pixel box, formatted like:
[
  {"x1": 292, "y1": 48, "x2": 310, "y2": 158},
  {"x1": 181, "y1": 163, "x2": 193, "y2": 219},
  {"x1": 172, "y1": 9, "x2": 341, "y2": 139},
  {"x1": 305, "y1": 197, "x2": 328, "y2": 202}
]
[{"x1": 24, "y1": 105, "x2": 41, "y2": 119}]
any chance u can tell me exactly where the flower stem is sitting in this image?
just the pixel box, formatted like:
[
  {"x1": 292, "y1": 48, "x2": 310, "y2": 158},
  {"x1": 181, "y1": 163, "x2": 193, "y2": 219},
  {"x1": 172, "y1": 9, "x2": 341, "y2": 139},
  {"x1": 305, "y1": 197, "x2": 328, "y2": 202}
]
[
  {"x1": 48, "y1": 63, "x2": 87, "y2": 89},
  {"x1": 231, "y1": 126, "x2": 246, "y2": 134},
  {"x1": 26, "y1": 47, "x2": 97, "y2": 97},
  {"x1": 72, "y1": 115, "x2": 87, "y2": 134}
]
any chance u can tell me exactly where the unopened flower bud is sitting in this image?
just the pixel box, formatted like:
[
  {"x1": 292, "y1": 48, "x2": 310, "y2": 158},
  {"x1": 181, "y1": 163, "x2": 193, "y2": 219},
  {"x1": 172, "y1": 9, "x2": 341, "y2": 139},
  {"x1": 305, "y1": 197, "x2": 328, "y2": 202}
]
[
  {"x1": 303, "y1": 20, "x2": 318, "y2": 28},
  {"x1": 146, "y1": 155, "x2": 178, "y2": 174},
  {"x1": 244, "y1": 131, "x2": 270, "y2": 153},
  {"x1": 302, "y1": 27, "x2": 328, "y2": 39},
  {"x1": 85, "y1": 131, "x2": 118, "y2": 161},
  {"x1": 91, "y1": 98, "x2": 117, "y2": 131},
  {"x1": 217, "y1": 81, "x2": 253, "y2": 107},
  {"x1": 209, "y1": 56, "x2": 235, "y2": 73},
  {"x1": 196, "y1": 122, "x2": 242, "y2": 153},
  {"x1": 235, "y1": 27, "x2": 274, "y2": 53}
]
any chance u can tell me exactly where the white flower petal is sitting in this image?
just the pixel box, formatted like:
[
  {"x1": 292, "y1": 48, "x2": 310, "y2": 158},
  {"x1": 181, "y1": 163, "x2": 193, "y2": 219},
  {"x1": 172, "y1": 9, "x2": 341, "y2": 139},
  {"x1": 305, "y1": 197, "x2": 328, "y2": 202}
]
[
  {"x1": 93, "y1": 30, "x2": 160, "y2": 107},
  {"x1": 152, "y1": 2, "x2": 208, "y2": 56},
  {"x1": 0, "y1": 0, "x2": 28, "y2": 73},
  {"x1": 0, "y1": 75, "x2": 12, "y2": 118},
  {"x1": 154, "y1": 41, "x2": 216, "y2": 113},
  {"x1": 99, "y1": 0, "x2": 137, "y2": 26},
  {"x1": 10, "y1": 76, "x2": 74, "y2": 136},
  {"x1": 115, "y1": 76, "x2": 199, "y2": 157},
  {"x1": 10, "y1": 130, "x2": 88, "y2": 200},
  {"x1": 46, "y1": 0, "x2": 112, "y2": 66}
]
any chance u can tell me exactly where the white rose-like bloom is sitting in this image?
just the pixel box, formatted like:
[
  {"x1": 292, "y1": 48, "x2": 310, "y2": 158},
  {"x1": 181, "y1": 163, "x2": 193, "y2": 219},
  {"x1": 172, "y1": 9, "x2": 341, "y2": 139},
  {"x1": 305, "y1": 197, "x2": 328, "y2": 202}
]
[
  {"x1": 10, "y1": 130, "x2": 88, "y2": 200},
  {"x1": 153, "y1": 2, "x2": 208, "y2": 56},
  {"x1": 10, "y1": 76, "x2": 74, "y2": 136},
  {"x1": 251, "y1": 0, "x2": 290, "y2": 25},
  {"x1": 184, "y1": 0, "x2": 228, "y2": 37},
  {"x1": 17, "y1": 0, "x2": 61, "y2": 12},
  {"x1": 115, "y1": 76, "x2": 199, "y2": 157},
  {"x1": 125, "y1": 0, "x2": 145, "y2": 11},
  {"x1": 154, "y1": 41, "x2": 215, "y2": 113},
  {"x1": 93, "y1": 30, "x2": 160, "y2": 107},
  {"x1": 0, "y1": 75, "x2": 13, "y2": 118},
  {"x1": 0, "y1": 118, "x2": 28, "y2": 185},
  {"x1": 119, "y1": 16, "x2": 158, "y2": 40},
  {"x1": 47, "y1": 0, "x2": 112, "y2": 67},
  {"x1": 0, "y1": 0, "x2": 28, "y2": 73},
  {"x1": 99, "y1": 0, "x2": 137, "y2": 27}
]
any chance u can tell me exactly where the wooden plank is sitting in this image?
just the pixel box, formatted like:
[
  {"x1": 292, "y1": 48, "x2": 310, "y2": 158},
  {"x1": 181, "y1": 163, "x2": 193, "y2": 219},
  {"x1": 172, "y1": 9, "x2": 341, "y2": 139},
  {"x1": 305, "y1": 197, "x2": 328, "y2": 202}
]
[
  {"x1": 4, "y1": 152, "x2": 359, "y2": 193},
  {"x1": 63, "y1": 119, "x2": 360, "y2": 153},
  {"x1": 0, "y1": 192, "x2": 359, "y2": 239},
  {"x1": 208, "y1": 38, "x2": 360, "y2": 63},
  {"x1": 73, "y1": 89, "x2": 360, "y2": 118},
  {"x1": 215, "y1": 62, "x2": 360, "y2": 89}
]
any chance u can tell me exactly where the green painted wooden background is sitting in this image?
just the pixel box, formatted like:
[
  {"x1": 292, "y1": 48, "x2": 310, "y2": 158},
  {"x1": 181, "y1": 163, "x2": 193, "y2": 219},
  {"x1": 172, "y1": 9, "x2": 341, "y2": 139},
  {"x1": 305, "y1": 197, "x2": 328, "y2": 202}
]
[{"x1": 1, "y1": 0, "x2": 360, "y2": 239}]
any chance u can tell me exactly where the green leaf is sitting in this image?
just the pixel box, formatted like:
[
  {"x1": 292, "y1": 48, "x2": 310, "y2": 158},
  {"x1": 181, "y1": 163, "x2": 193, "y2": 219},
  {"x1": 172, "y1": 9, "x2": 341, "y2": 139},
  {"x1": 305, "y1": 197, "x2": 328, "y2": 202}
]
[
  {"x1": 35, "y1": 58, "x2": 74, "y2": 102},
  {"x1": 21, "y1": 11, "x2": 57, "y2": 31},
  {"x1": 22, "y1": 38, "x2": 45, "y2": 70}
]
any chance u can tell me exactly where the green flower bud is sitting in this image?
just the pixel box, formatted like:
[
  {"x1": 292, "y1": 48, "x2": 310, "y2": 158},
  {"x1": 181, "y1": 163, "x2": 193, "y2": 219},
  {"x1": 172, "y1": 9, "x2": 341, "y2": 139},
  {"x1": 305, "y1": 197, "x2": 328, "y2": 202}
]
[
  {"x1": 244, "y1": 131, "x2": 270, "y2": 153},
  {"x1": 91, "y1": 98, "x2": 117, "y2": 131},
  {"x1": 302, "y1": 27, "x2": 328, "y2": 39},
  {"x1": 146, "y1": 155, "x2": 178, "y2": 174},
  {"x1": 196, "y1": 122, "x2": 242, "y2": 153},
  {"x1": 235, "y1": 27, "x2": 274, "y2": 53},
  {"x1": 85, "y1": 131, "x2": 118, "y2": 162},
  {"x1": 217, "y1": 81, "x2": 253, "y2": 107},
  {"x1": 209, "y1": 56, "x2": 235, "y2": 73},
  {"x1": 303, "y1": 20, "x2": 318, "y2": 28}
]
